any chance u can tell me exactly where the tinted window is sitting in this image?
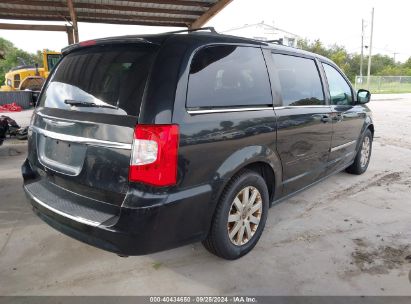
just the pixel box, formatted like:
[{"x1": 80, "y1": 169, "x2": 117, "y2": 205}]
[
  {"x1": 187, "y1": 46, "x2": 272, "y2": 108},
  {"x1": 271, "y1": 54, "x2": 324, "y2": 106},
  {"x1": 14, "y1": 74, "x2": 20, "y2": 88},
  {"x1": 323, "y1": 63, "x2": 353, "y2": 105},
  {"x1": 39, "y1": 44, "x2": 158, "y2": 116},
  {"x1": 47, "y1": 54, "x2": 62, "y2": 71}
]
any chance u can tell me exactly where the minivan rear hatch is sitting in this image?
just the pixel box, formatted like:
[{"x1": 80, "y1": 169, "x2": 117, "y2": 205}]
[{"x1": 28, "y1": 42, "x2": 158, "y2": 206}]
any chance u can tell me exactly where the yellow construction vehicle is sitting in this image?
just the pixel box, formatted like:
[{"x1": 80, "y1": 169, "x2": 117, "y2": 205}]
[{"x1": 0, "y1": 50, "x2": 62, "y2": 92}]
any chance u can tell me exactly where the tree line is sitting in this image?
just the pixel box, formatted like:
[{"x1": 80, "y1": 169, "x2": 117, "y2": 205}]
[
  {"x1": 1, "y1": 36, "x2": 411, "y2": 86},
  {"x1": 0, "y1": 38, "x2": 43, "y2": 86},
  {"x1": 298, "y1": 39, "x2": 411, "y2": 82}
]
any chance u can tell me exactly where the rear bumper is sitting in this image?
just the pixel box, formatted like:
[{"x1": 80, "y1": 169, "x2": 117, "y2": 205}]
[{"x1": 23, "y1": 162, "x2": 213, "y2": 256}]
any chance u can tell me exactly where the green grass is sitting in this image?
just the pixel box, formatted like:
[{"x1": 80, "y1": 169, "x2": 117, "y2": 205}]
[
  {"x1": 152, "y1": 262, "x2": 163, "y2": 270},
  {"x1": 355, "y1": 81, "x2": 411, "y2": 94}
]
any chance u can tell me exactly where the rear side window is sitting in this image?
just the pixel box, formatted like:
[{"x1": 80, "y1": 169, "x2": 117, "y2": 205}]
[
  {"x1": 39, "y1": 44, "x2": 158, "y2": 116},
  {"x1": 271, "y1": 53, "x2": 325, "y2": 107},
  {"x1": 187, "y1": 45, "x2": 272, "y2": 108}
]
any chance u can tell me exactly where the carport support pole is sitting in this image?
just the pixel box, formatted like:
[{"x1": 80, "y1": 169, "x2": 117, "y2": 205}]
[
  {"x1": 67, "y1": 0, "x2": 79, "y2": 43},
  {"x1": 366, "y1": 7, "x2": 374, "y2": 90},
  {"x1": 65, "y1": 26, "x2": 74, "y2": 45}
]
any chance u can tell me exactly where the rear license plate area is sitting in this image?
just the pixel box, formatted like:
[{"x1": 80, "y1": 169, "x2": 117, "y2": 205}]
[{"x1": 37, "y1": 134, "x2": 87, "y2": 176}]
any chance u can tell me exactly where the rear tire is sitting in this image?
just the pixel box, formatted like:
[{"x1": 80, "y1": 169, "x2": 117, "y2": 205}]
[
  {"x1": 202, "y1": 169, "x2": 269, "y2": 260},
  {"x1": 346, "y1": 129, "x2": 373, "y2": 175}
]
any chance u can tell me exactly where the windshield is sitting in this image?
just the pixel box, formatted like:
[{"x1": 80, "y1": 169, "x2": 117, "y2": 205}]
[{"x1": 39, "y1": 44, "x2": 158, "y2": 116}]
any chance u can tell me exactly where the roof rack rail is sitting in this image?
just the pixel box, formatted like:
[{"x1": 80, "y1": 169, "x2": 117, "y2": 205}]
[
  {"x1": 266, "y1": 38, "x2": 283, "y2": 45},
  {"x1": 163, "y1": 27, "x2": 218, "y2": 35}
]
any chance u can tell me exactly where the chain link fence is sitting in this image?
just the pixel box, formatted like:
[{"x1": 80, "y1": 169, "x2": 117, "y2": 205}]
[{"x1": 355, "y1": 76, "x2": 411, "y2": 93}]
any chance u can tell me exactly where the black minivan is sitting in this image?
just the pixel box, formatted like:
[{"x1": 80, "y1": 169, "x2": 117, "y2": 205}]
[{"x1": 22, "y1": 28, "x2": 374, "y2": 259}]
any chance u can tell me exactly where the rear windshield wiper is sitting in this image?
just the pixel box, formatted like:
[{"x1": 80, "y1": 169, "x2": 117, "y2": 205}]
[{"x1": 64, "y1": 99, "x2": 117, "y2": 109}]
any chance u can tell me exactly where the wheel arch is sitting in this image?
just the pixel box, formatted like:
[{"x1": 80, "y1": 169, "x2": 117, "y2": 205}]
[
  {"x1": 239, "y1": 162, "x2": 276, "y2": 203},
  {"x1": 367, "y1": 123, "x2": 375, "y2": 137},
  {"x1": 213, "y1": 145, "x2": 282, "y2": 206},
  {"x1": 354, "y1": 121, "x2": 374, "y2": 157}
]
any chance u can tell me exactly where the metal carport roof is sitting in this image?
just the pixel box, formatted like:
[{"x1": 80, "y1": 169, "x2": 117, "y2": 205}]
[{"x1": 0, "y1": 0, "x2": 232, "y2": 43}]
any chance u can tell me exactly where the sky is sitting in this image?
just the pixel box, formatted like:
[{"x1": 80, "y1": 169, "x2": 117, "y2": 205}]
[{"x1": 0, "y1": 0, "x2": 409, "y2": 62}]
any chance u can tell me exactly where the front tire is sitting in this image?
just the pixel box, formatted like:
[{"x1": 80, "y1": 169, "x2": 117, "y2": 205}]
[
  {"x1": 202, "y1": 170, "x2": 269, "y2": 260},
  {"x1": 346, "y1": 129, "x2": 373, "y2": 175}
]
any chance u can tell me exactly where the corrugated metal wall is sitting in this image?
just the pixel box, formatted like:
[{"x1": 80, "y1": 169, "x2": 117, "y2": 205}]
[{"x1": 0, "y1": 92, "x2": 33, "y2": 109}]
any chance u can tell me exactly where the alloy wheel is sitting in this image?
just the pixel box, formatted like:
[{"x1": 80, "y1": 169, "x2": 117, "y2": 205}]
[
  {"x1": 360, "y1": 136, "x2": 371, "y2": 168},
  {"x1": 227, "y1": 186, "x2": 263, "y2": 246}
]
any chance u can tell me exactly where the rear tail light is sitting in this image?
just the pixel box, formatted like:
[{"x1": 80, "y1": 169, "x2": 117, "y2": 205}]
[{"x1": 129, "y1": 124, "x2": 179, "y2": 186}]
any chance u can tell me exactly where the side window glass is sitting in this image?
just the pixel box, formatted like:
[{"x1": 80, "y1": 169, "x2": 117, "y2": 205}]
[
  {"x1": 187, "y1": 46, "x2": 272, "y2": 108},
  {"x1": 271, "y1": 53, "x2": 324, "y2": 107},
  {"x1": 14, "y1": 74, "x2": 21, "y2": 89},
  {"x1": 323, "y1": 63, "x2": 353, "y2": 105}
]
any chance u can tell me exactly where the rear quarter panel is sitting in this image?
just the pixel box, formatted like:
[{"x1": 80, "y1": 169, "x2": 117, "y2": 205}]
[{"x1": 171, "y1": 42, "x2": 283, "y2": 216}]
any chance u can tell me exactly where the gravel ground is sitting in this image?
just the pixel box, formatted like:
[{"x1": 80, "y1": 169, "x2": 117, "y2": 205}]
[{"x1": 0, "y1": 95, "x2": 410, "y2": 295}]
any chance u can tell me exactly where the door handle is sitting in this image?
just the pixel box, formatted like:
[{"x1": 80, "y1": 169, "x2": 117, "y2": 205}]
[{"x1": 320, "y1": 114, "x2": 332, "y2": 123}]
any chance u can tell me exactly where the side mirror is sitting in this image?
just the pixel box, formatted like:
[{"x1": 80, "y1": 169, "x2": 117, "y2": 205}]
[{"x1": 357, "y1": 89, "x2": 371, "y2": 104}]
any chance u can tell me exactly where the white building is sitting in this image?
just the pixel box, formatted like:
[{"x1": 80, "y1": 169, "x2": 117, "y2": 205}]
[{"x1": 222, "y1": 22, "x2": 300, "y2": 48}]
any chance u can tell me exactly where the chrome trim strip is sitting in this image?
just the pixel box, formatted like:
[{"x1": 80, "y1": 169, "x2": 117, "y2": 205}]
[
  {"x1": 30, "y1": 126, "x2": 132, "y2": 150},
  {"x1": 37, "y1": 111, "x2": 87, "y2": 123},
  {"x1": 36, "y1": 112, "x2": 115, "y2": 126},
  {"x1": 330, "y1": 140, "x2": 357, "y2": 152},
  {"x1": 43, "y1": 118, "x2": 75, "y2": 128},
  {"x1": 25, "y1": 187, "x2": 101, "y2": 227},
  {"x1": 187, "y1": 107, "x2": 273, "y2": 114},
  {"x1": 274, "y1": 105, "x2": 330, "y2": 110}
]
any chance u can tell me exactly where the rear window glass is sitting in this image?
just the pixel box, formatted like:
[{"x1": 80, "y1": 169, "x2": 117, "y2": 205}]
[
  {"x1": 271, "y1": 53, "x2": 325, "y2": 107},
  {"x1": 39, "y1": 44, "x2": 158, "y2": 116},
  {"x1": 187, "y1": 45, "x2": 272, "y2": 108}
]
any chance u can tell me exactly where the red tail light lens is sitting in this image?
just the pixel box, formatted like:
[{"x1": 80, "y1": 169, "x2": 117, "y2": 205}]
[{"x1": 129, "y1": 124, "x2": 179, "y2": 186}]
